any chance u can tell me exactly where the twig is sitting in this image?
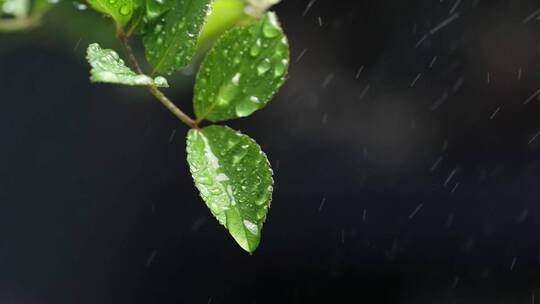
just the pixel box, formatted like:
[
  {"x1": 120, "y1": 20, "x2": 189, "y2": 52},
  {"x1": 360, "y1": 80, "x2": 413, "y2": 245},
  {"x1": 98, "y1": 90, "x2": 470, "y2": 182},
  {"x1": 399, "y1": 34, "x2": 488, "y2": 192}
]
[{"x1": 116, "y1": 31, "x2": 198, "y2": 129}]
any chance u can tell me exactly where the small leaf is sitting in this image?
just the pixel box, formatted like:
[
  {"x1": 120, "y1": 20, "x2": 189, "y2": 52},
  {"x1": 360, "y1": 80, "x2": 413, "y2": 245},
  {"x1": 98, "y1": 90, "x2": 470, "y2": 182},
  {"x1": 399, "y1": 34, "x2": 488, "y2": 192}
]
[
  {"x1": 186, "y1": 125, "x2": 273, "y2": 253},
  {"x1": 143, "y1": 0, "x2": 212, "y2": 74},
  {"x1": 86, "y1": 43, "x2": 169, "y2": 87},
  {"x1": 193, "y1": 12, "x2": 289, "y2": 122},
  {"x1": 87, "y1": 0, "x2": 133, "y2": 27}
]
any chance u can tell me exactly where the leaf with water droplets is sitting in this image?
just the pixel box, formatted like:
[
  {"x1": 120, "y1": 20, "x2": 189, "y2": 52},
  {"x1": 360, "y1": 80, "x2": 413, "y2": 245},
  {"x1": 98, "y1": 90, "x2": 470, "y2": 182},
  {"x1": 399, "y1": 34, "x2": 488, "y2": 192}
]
[
  {"x1": 87, "y1": 0, "x2": 133, "y2": 27},
  {"x1": 193, "y1": 12, "x2": 289, "y2": 122},
  {"x1": 142, "y1": 0, "x2": 212, "y2": 74},
  {"x1": 186, "y1": 125, "x2": 273, "y2": 253},
  {"x1": 86, "y1": 43, "x2": 169, "y2": 87}
]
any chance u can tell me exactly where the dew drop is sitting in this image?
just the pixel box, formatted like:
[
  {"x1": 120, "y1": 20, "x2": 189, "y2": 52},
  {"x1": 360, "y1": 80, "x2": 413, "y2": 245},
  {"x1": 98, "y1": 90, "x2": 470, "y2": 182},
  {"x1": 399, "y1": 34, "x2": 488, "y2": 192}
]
[
  {"x1": 243, "y1": 220, "x2": 259, "y2": 235},
  {"x1": 250, "y1": 39, "x2": 262, "y2": 57},
  {"x1": 216, "y1": 82, "x2": 238, "y2": 106},
  {"x1": 262, "y1": 13, "x2": 280, "y2": 38},
  {"x1": 257, "y1": 59, "x2": 271, "y2": 75},
  {"x1": 119, "y1": 4, "x2": 130, "y2": 16},
  {"x1": 153, "y1": 76, "x2": 168, "y2": 87}
]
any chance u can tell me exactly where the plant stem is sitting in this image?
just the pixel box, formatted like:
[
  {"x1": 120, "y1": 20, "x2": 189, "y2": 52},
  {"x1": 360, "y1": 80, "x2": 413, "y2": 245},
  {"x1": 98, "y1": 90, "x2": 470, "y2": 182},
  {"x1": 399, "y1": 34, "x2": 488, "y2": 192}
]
[{"x1": 116, "y1": 31, "x2": 198, "y2": 129}]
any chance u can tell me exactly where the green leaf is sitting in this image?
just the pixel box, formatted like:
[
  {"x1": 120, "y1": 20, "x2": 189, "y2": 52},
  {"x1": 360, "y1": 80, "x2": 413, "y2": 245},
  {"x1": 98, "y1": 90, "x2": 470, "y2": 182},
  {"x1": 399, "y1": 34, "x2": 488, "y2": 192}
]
[
  {"x1": 87, "y1": 0, "x2": 133, "y2": 27},
  {"x1": 197, "y1": 0, "x2": 251, "y2": 50},
  {"x1": 31, "y1": 0, "x2": 54, "y2": 17},
  {"x1": 193, "y1": 12, "x2": 289, "y2": 122},
  {"x1": 186, "y1": 125, "x2": 273, "y2": 253},
  {"x1": 144, "y1": 0, "x2": 171, "y2": 21},
  {"x1": 143, "y1": 0, "x2": 212, "y2": 74},
  {"x1": 86, "y1": 43, "x2": 169, "y2": 87}
]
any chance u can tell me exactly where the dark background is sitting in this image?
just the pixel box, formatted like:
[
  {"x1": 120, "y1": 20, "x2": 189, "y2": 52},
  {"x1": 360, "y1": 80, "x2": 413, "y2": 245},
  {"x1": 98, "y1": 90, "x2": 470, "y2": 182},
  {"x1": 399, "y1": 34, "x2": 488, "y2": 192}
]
[{"x1": 2, "y1": 0, "x2": 540, "y2": 303}]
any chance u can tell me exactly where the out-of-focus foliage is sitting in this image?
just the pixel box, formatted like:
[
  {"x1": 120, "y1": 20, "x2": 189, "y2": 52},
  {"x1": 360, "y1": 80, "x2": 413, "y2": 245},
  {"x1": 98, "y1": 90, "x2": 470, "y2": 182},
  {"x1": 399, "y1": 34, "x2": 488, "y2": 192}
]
[{"x1": 0, "y1": 0, "x2": 54, "y2": 31}]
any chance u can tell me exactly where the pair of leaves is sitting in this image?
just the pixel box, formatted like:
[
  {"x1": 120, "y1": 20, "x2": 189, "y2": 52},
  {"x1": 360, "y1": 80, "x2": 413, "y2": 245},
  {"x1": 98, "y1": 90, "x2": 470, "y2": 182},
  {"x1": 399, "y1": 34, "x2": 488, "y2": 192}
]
[
  {"x1": 185, "y1": 13, "x2": 287, "y2": 253},
  {"x1": 86, "y1": 12, "x2": 289, "y2": 253},
  {"x1": 87, "y1": 0, "x2": 212, "y2": 74}
]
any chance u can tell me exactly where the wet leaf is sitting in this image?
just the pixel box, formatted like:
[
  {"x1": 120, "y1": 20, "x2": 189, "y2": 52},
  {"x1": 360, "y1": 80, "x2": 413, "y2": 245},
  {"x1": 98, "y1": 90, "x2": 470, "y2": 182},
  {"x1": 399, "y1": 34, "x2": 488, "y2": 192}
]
[
  {"x1": 86, "y1": 43, "x2": 169, "y2": 87},
  {"x1": 87, "y1": 0, "x2": 133, "y2": 27},
  {"x1": 143, "y1": 0, "x2": 212, "y2": 74},
  {"x1": 186, "y1": 125, "x2": 273, "y2": 253},
  {"x1": 193, "y1": 12, "x2": 289, "y2": 122}
]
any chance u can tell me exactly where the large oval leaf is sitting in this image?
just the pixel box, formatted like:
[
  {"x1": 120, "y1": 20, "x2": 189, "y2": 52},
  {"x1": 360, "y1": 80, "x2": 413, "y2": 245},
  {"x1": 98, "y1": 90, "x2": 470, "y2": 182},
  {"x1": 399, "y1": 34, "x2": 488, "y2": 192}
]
[
  {"x1": 186, "y1": 125, "x2": 273, "y2": 253},
  {"x1": 143, "y1": 0, "x2": 212, "y2": 74},
  {"x1": 87, "y1": 0, "x2": 133, "y2": 27},
  {"x1": 193, "y1": 12, "x2": 289, "y2": 122}
]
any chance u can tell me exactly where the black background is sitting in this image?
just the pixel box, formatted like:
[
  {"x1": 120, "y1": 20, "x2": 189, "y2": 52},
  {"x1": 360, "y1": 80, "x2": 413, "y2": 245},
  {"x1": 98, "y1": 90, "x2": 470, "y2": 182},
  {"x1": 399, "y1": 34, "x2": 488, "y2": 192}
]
[{"x1": 2, "y1": 0, "x2": 540, "y2": 303}]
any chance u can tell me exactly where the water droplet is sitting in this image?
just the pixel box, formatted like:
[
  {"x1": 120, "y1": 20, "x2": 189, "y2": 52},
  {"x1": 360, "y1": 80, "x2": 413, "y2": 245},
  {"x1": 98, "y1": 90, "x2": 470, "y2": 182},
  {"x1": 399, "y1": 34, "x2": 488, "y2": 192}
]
[
  {"x1": 231, "y1": 73, "x2": 241, "y2": 86},
  {"x1": 235, "y1": 99, "x2": 259, "y2": 118},
  {"x1": 96, "y1": 71, "x2": 118, "y2": 82},
  {"x1": 133, "y1": 75, "x2": 153, "y2": 85},
  {"x1": 153, "y1": 23, "x2": 163, "y2": 34},
  {"x1": 216, "y1": 173, "x2": 229, "y2": 182},
  {"x1": 72, "y1": 1, "x2": 87, "y2": 10},
  {"x1": 262, "y1": 13, "x2": 280, "y2": 38},
  {"x1": 153, "y1": 76, "x2": 168, "y2": 87},
  {"x1": 119, "y1": 4, "x2": 130, "y2": 16},
  {"x1": 250, "y1": 39, "x2": 262, "y2": 57},
  {"x1": 216, "y1": 82, "x2": 238, "y2": 106},
  {"x1": 274, "y1": 59, "x2": 288, "y2": 77},
  {"x1": 257, "y1": 59, "x2": 271, "y2": 75},
  {"x1": 243, "y1": 220, "x2": 259, "y2": 235}
]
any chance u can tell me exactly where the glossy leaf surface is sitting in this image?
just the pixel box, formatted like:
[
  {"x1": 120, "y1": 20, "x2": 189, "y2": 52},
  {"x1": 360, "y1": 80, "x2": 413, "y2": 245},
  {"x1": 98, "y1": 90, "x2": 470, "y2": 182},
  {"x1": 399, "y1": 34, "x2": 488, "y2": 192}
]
[
  {"x1": 143, "y1": 0, "x2": 212, "y2": 74},
  {"x1": 186, "y1": 125, "x2": 273, "y2": 253},
  {"x1": 193, "y1": 12, "x2": 289, "y2": 122},
  {"x1": 86, "y1": 43, "x2": 169, "y2": 87}
]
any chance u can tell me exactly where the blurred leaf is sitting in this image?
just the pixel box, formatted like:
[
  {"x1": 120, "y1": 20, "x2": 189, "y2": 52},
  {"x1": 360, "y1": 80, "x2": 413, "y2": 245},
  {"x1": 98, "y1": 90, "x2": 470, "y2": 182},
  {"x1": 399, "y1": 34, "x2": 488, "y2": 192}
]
[
  {"x1": 87, "y1": 0, "x2": 133, "y2": 27},
  {"x1": 197, "y1": 0, "x2": 252, "y2": 50},
  {"x1": 86, "y1": 43, "x2": 168, "y2": 87},
  {"x1": 193, "y1": 12, "x2": 289, "y2": 122},
  {"x1": 142, "y1": 0, "x2": 211, "y2": 74},
  {"x1": 186, "y1": 125, "x2": 273, "y2": 253},
  {"x1": 31, "y1": 0, "x2": 54, "y2": 17}
]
